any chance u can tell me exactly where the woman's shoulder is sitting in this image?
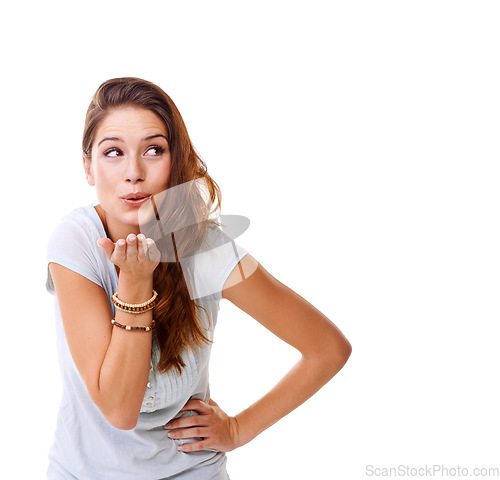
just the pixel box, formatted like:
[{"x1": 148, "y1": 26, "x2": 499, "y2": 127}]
[
  {"x1": 55, "y1": 204, "x2": 102, "y2": 229},
  {"x1": 48, "y1": 205, "x2": 104, "y2": 244},
  {"x1": 182, "y1": 222, "x2": 249, "y2": 301},
  {"x1": 46, "y1": 205, "x2": 108, "y2": 294}
]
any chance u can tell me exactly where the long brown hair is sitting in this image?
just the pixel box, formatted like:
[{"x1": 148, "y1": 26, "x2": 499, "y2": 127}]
[{"x1": 82, "y1": 77, "x2": 222, "y2": 375}]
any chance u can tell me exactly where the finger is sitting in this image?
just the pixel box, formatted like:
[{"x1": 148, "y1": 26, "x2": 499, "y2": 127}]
[
  {"x1": 180, "y1": 399, "x2": 211, "y2": 414},
  {"x1": 168, "y1": 426, "x2": 206, "y2": 440},
  {"x1": 97, "y1": 238, "x2": 115, "y2": 260},
  {"x1": 177, "y1": 439, "x2": 212, "y2": 453},
  {"x1": 208, "y1": 399, "x2": 219, "y2": 408},
  {"x1": 146, "y1": 238, "x2": 161, "y2": 263},
  {"x1": 164, "y1": 415, "x2": 210, "y2": 430},
  {"x1": 136, "y1": 234, "x2": 147, "y2": 260},
  {"x1": 113, "y1": 239, "x2": 127, "y2": 263},
  {"x1": 126, "y1": 233, "x2": 138, "y2": 259}
]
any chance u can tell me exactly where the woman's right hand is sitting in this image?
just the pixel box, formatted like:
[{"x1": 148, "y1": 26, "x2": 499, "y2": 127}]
[{"x1": 97, "y1": 233, "x2": 160, "y2": 278}]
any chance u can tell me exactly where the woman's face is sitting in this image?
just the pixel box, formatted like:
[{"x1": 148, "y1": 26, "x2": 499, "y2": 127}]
[{"x1": 84, "y1": 105, "x2": 172, "y2": 240}]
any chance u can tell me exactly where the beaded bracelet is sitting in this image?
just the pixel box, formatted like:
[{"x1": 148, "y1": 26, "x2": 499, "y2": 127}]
[
  {"x1": 113, "y1": 303, "x2": 156, "y2": 314},
  {"x1": 112, "y1": 290, "x2": 158, "y2": 313},
  {"x1": 111, "y1": 318, "x2": 156, "y2": 332}
]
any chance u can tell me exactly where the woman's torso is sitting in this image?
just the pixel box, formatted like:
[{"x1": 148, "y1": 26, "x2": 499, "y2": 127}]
[{"x1": 46, "y1": 205, "x2": 247, "y2": 479}]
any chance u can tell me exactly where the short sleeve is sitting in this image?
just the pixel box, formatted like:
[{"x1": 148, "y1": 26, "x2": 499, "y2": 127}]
[
  {"x1": 46, "y1": 214, "x2": 104, "y2": 295},
  {"x1": 180, "y1": 225, "x2": 249, "y2": 301}
]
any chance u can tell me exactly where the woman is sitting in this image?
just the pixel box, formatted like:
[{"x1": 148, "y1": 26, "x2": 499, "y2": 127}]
[{"x1": 46, "y1": 77, "x2": 352, "y2": 479}]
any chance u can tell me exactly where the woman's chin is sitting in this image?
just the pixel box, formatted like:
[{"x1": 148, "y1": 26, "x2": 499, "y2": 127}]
[{"x1": 137, "y1": 198, "x2": 158, "y2": 227}]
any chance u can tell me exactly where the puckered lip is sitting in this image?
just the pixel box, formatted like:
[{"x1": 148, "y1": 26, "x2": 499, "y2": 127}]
[{"x1": 121, "y1": 192, "x2": 151, "y2": 200}]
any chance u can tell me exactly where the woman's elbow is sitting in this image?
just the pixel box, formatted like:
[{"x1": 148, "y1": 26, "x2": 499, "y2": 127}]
[
  {"x1": 87, "y1": 387, "x2": 141, "y2": 430},
  {"x1": 335, "y1": 339, "x2": 352, "y2": 369},
  {"x1": 321, "y1": 336, "x2": 352, "y2": 376},
  {"x1": 114, "y1": 420, "x2": 138, "y2": 431},
  {"x1": 101, "y1": 407, "x2": 140, "y2": 431}
]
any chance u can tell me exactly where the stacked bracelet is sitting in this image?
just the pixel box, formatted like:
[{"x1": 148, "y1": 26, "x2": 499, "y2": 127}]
[
  {"x1": 112, "y1": 290, "x2": 158, "y2": 314},
  {"x1": 111, "y1": 318, "x2": 156, "y2": 332}
]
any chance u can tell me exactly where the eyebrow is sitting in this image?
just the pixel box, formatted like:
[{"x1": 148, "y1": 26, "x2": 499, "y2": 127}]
[{"x1": 97, "y1": 134, "x2": 168, "y2": 147}]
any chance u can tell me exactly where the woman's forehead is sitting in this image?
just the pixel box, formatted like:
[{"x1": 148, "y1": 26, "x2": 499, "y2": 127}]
[
  {"x1": 95, "y1": 106, "x2": 168, "y2": 144},
  {"x1": 99, "y1": 106, "x2": 166, "y2": 132}
]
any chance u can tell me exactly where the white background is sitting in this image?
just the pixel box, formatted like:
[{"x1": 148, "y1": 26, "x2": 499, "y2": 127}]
[{"x1": 1, "y1": 1, "x2": 499, "y2": 478}]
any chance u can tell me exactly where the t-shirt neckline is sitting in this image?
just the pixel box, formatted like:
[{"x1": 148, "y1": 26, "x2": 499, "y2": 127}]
[
  {"x1": 85, "y1": 204, "x2": 119, "y2": 282},
  {"x1": 86, "y1": 204, "x2": 108, "y2": 240}
]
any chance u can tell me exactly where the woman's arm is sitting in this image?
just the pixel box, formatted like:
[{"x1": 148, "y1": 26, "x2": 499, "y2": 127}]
[
  {"x1": 49, "y1": 233, "x2": 158, "y2": 430},
  {"x1": 164, "y1": 254, "x2": 351, "y2": 451}
]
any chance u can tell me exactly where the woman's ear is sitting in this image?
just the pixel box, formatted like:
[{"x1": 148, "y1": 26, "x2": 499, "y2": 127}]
[{"x1": 83, "y1": 152, "x2": 95, "y2": 186}]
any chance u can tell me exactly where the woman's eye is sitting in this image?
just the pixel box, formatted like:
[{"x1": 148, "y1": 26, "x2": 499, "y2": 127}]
[
  {"x1": 104, "y1": 148, "x2": 122, "y2": 157},
  {"x1": 145, "y1": 146, "x2": 165, "y2": 156}
]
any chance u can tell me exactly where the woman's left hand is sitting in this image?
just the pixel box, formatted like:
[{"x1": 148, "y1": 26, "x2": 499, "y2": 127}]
[{"x1": 163, "y1": 399, "x2": 241, "y2": 453}]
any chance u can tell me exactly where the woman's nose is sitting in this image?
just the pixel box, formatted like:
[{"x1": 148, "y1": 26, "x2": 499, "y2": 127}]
[{"x1": 124, "y1": 157, "x2": 145, "y2": 183}]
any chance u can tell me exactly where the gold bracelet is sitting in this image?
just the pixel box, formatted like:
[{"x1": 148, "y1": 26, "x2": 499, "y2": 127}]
[
  {"x1": 112, "y1": 290, "x2": 158, "y2": 313},
  {"x1": 111, "y1": 318, "x2": 156, "y2": 332}
]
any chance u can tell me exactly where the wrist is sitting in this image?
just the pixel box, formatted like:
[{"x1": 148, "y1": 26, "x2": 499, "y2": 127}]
[
  {"x1": 232, "y1": 412, "x2": 259, "y2": 448},
  {"x1": 117, "y1": 272, "x2": 154, "y2": 304}
]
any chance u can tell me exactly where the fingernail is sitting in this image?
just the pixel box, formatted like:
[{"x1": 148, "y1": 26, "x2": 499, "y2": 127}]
[
  {"x1": 167, "y1": 432, "x2": 174, "y2": 438},
  {"x1": 163, "y1": 423, "x2": 171, "y2": 429},
  {"x1": 118, "y1": 240, "x2": 126, "y2": 246},
  {"x1": 97, "y1": 239, "x2": 103, "y2": 247}
]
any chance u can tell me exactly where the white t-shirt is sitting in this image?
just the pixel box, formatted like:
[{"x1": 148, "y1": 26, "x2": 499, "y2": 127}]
[{"x1": 45, "y1": 205, "x2": 248, "y2": 480}]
